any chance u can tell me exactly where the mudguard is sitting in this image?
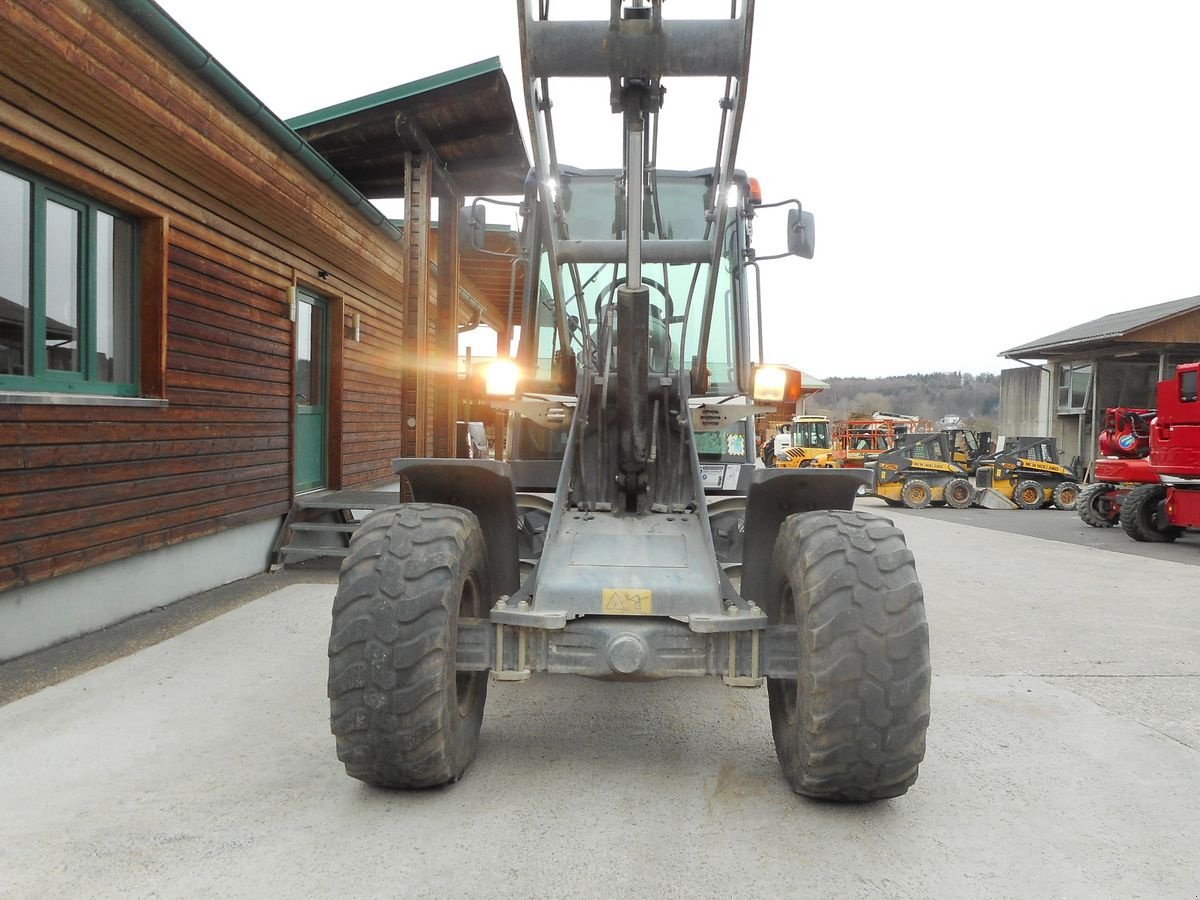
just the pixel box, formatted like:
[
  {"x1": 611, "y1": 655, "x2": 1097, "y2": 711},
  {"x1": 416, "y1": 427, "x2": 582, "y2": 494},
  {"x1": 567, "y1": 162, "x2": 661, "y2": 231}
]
[
  {"x1": 392, "y1": 458, "x2": 521, "y2": 597},
  {"x1": 740, "y1": 467, "x2": 871, "y2": 620}
]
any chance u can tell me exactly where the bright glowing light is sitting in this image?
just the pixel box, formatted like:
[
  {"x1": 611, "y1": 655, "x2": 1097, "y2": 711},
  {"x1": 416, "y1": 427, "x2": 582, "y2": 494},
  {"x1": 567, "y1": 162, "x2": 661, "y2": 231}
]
[
  {"x1": 485, "y1": 359, "x2": 521, "y2": 397},
  {"x1": 752, "y1": 365, "x2": 788, "y2": 402}
]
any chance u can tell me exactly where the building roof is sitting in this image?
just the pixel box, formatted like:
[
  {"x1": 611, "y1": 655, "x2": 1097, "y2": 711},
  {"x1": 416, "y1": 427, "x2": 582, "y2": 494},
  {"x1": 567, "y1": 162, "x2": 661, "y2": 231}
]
[
  {"x1": 800, "y1": 372, "x2": 830, "y2": 395},
  {"x1": 1002, "y1": 295, "x2": 1200, "y2": 358},
  {"x1": 288, "y1": 58, "x2": 530, "y2": 198}
]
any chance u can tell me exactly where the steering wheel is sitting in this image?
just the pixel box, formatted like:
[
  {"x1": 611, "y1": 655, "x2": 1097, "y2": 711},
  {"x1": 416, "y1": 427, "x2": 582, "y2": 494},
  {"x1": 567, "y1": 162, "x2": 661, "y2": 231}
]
[{"x1": 592, "y1": 275, "x2": 673, "y2": 324}]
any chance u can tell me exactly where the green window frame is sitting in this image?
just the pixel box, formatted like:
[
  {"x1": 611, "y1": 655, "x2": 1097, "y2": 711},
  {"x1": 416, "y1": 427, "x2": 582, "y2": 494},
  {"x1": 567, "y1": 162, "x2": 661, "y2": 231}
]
[{"x1": 0, "y1": 159, "x2": 139, "y2": 396}]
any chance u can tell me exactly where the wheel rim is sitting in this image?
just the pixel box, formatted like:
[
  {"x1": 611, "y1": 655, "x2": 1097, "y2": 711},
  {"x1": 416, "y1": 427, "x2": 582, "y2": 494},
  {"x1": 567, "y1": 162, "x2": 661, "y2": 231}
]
[
  {"x1": 908, "y1": 485, "x2": 927, "y2": 505},
  {"x1": 778, "y1": 585, "x2": 798, "y2": 725},
  {"x1": 950, "y1": 485, "x2": 969, "y2": 504},
  {"x1": 455, "y1": 573, "x2": 482, "y2": 718},
  {"x1": 1020, "y1": 486, "x2": 1039, "y2": 505},
  {"x1": 1060, "y1": 487, "x2": 1078, "y2": 506}
]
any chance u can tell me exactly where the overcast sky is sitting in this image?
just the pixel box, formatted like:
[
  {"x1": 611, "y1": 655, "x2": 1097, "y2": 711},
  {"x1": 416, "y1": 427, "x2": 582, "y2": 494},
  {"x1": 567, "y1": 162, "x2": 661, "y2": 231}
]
[{"x1": 156, "y1": 0, "x2": 1200, "y2": 379}]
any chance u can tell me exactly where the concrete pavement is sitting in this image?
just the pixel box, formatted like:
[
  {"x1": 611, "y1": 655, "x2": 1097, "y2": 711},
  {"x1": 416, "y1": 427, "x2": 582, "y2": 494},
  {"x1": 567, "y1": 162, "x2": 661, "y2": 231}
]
[{"x1": 1, "y1": 510, "x2": 1198, "y2": 898}]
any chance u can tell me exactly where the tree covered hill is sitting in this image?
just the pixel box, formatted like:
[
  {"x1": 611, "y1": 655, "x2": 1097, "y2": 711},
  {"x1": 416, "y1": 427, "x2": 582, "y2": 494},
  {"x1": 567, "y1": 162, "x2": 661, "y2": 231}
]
[{"x1": 808, "y1": 372, "x2": 1000, "y2": 430}]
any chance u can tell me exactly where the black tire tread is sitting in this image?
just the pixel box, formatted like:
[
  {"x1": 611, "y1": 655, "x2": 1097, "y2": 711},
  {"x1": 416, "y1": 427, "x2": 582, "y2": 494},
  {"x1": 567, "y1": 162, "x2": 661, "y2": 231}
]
[
  {"x1": 1013, "y1": 479, "x2": 1044, "y2": 510},
  {"x1": 767, "y1": 510, "x2": 930, "y2": 802},
  {"x1": 1119, "y1": 483, "x2": 1182, "y2": 543},
  {"x1": 901, "y1": 479, "x2": 932, "y2": 510},
  {"x1": 1052, "y1": 481, "x2": 1081, "y2": 511},
  {"x1": 327, "y1": 504, "x2": 488, "y2": 788},
  {"x1": 943, "y1": 477, "x2": 974, "y2": 510},
  {"x1": 1077, "y1": 482, "x2": 1117, "y2": 528}
]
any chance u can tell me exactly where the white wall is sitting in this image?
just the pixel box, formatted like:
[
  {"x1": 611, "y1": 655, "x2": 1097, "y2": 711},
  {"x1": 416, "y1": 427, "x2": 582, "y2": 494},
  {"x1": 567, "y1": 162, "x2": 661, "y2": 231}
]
[
  {"x1": 999, "y1": 365, "x2": 1050, "y2": 439},
  {"x1": 0, "y1": 518, "x2": 282, "y2": 662}
]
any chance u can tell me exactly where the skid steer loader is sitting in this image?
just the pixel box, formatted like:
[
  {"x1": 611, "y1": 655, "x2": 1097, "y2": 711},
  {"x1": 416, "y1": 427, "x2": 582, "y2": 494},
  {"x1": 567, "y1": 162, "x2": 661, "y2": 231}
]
[
  {"x1": 327, "y1": 0, "x2": 930, "y2": 801},
  {"x1": 974, "y1": 436, "x2": 1081, "y2": 510},
  {"x1": 873, "y1": 432, "x2": 975, "y2": 509}
]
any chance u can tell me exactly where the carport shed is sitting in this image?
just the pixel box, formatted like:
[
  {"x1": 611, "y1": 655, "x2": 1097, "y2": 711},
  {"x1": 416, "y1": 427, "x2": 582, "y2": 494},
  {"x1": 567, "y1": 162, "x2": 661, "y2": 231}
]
[{"x1": 998, "y1": 295, "x2": 1200, "y2": 470}]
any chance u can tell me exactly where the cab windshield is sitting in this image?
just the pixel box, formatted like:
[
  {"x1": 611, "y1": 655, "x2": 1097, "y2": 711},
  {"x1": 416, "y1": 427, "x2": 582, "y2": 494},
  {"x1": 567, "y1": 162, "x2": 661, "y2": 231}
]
[
  {"x1": 525, "y1": 172, "x2": 742, "y2": 395},
  {"x1": 793, "y1": 421, "x2": 830, "y2": 449}
]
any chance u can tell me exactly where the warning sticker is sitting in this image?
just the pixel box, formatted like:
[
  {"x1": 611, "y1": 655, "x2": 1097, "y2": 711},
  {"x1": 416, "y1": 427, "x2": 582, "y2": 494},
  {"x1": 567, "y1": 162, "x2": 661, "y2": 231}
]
[{"x1": 602, "y1": 588, "x2": 653, "y2": 615}]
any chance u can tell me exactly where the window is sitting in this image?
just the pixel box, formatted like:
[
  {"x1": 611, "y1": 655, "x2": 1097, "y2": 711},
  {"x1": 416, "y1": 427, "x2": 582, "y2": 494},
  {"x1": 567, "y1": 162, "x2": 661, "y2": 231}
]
[
  {"x1": 1057, "y1": 362, "x2": 1091, "y2": 412},
  {"x1": 0, "y1": 161, "x2": 138, "y2": 395},
  {"x1": 524, "y1": 172, "x2": 741, "y2": 395},
  {"x1": 1180, "y1": 369, "x2": 1198, "y2": 404}
]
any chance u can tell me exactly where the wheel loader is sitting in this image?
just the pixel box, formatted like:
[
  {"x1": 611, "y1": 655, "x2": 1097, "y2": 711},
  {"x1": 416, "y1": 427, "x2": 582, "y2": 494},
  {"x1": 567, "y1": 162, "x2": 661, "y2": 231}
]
[
  {"x1": 773, "y1": 415, "x2": 836, "y2": 468},
  {"x1": 872, "y1": 432, "x2": 975, "y2": 509},
  {"x1": 327, "y1": 0, "x2": 930, "y2": 802},
  {"x1": 973, "y1": 436, "x2": 1081, "y2": 509}
]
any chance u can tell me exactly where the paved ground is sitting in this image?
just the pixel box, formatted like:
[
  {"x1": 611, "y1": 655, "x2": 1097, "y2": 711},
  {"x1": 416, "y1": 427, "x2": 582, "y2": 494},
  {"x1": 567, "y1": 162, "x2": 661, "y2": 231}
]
[
  {"x1": 859, "y1": 496, "x2": 1200, "y2": 565},
  {"x1": 1, "y1": 508, "x2": 1198, "y2": 898}
]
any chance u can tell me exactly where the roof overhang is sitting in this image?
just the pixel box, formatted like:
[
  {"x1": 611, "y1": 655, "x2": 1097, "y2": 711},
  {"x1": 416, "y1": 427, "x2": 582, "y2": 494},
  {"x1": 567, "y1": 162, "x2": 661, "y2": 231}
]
[{"x1": 287, "y1": 58, "x2": 530, "y2": 199}]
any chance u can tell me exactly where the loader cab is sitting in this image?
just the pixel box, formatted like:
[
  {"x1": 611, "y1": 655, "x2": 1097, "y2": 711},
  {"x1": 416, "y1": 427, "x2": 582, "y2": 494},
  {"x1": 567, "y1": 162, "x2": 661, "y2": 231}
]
[
  {"x1": 509, "y1": 167, "x2": 758, "y2": 479},
  {"x1": 515, "y1": 167, "x2": 750, "y2": 397}
]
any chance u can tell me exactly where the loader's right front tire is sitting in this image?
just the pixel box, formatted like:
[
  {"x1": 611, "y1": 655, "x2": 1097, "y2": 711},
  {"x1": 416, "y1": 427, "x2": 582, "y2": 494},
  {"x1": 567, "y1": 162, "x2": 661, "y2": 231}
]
[
  {"x1": 766, "y1": 510, "x2": 930, "y2": 802},
  {"x1": 328, "y1": 504, "x2": 489, "y2": 788},
  {"x1": 1077, "y1": 482, "x2": 1117, "y2": 527}
]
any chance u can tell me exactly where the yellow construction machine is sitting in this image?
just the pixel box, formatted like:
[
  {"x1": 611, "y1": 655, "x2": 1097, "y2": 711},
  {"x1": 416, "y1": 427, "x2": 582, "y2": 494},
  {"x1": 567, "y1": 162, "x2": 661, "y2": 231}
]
[
  {"x1": 872, "y1": 432, "x2": 975, "y2": 509},
  {"x1": 772, "y1": 415, "x2": 835, "y2": 468},
  {"x1": 974, "y1": 436, "x2": 1081, "y2": 509}
]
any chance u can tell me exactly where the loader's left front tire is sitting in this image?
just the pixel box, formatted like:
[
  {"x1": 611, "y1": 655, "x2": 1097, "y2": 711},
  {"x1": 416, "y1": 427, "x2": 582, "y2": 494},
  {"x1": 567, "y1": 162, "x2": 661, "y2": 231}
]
[
  {"x1": 328, "y1": 504, "x2": 489, "y2": 788},
  {"x1": 766, "y1": 510, "x2": 930, "y2": 802}
]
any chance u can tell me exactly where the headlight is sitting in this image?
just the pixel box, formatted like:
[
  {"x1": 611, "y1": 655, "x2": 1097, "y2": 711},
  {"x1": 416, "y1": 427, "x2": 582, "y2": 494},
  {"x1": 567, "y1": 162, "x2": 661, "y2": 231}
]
[
  {"x1": 484, "y1": 359, "x2": 520, "y2": 397},
  {"x1": 751, "y1": 364, "x2": 803, "y2": 403}
]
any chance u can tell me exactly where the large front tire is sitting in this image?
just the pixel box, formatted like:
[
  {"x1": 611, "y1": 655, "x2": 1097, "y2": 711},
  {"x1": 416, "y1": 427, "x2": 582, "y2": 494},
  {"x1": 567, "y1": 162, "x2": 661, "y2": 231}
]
[
  {"x1": 766, "y1": 511, "x2": 930, "y2": 801},
  {"x1": 328, "y1": 504, "x2": 490, "y2": 787}
]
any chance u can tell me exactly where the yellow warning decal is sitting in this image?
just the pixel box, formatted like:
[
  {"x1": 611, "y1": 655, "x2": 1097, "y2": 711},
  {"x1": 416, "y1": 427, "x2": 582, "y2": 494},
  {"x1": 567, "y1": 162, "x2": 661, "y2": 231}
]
[{"x1": 602, "y1": 588, "x2": 653, "y2": 615}]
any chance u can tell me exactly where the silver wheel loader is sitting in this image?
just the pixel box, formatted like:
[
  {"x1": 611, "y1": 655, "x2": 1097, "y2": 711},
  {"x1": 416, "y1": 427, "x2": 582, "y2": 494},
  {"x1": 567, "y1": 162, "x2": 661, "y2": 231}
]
[{"x1": 328, "y1": 0, "x2": 930, "y2": 801}]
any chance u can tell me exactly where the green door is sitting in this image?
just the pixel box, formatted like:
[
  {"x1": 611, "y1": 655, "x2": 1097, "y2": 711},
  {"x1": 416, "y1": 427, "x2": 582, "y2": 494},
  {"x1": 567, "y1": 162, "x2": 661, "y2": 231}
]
[{"x1": 294, "y1": 289, "x2": 328, "y2": 492}]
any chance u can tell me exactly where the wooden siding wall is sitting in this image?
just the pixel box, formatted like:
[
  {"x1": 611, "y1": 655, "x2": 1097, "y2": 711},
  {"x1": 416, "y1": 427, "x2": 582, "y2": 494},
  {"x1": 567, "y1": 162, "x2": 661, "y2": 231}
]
[
  {"x1": 0, "y1": 0, "x2": 414, "y2": 591},
  {"x1": 1128, "y1": 310, "x2": 1200, "y2": 345}
]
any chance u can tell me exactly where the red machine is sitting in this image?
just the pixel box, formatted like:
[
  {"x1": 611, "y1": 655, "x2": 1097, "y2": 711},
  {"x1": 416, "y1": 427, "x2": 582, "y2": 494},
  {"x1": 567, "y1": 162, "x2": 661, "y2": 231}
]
[
  {"x1": 1118, "y1": 362, "x2": 1200, "y2": 542},
  {"x1": 1077, "y1": 407, "x2": 1157, "y2": 527},
  {"x1": 1097, "y1": 407, "x2": 1155, "y2": 458}
]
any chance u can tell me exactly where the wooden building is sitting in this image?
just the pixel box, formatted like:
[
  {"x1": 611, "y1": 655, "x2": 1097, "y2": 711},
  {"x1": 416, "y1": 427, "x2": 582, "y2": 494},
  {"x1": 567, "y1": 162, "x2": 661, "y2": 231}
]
[
  {"x1": 0, "y1": 0, "x2": 527, "y2": 660},
  {"x1": 998, "y1": 296, "x2": 1200, "y2": 470}
]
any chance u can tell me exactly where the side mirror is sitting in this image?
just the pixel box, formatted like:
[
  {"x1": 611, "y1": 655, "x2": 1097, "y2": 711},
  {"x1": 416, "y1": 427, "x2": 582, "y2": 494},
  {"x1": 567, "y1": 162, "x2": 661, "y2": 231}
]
[
  {"x1": 787, "y1": 208, "x2": 815, "y2": 259},
  {"x1": 460, "y1": 201, "x2": 487, "y2": 251}
]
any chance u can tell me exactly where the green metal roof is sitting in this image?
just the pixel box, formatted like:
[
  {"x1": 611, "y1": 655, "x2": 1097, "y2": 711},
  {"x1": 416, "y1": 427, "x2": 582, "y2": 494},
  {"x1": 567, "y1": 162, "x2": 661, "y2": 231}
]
[{"x1": 287, "y1": 58, "x2": 505, "y2": 131}]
